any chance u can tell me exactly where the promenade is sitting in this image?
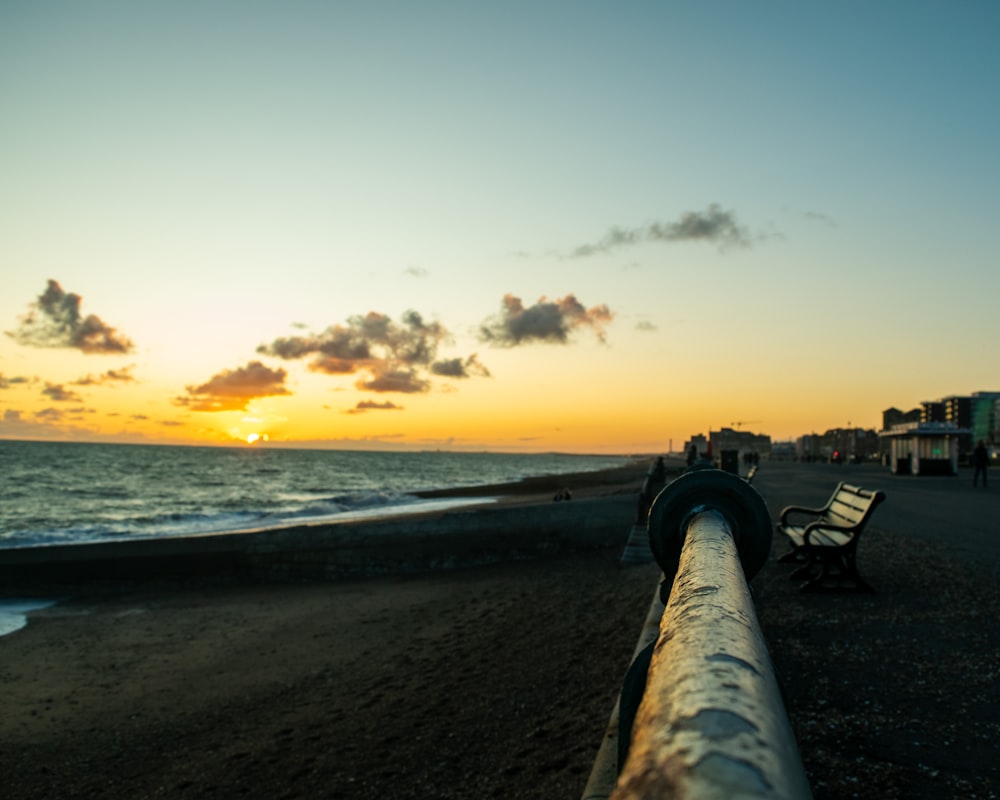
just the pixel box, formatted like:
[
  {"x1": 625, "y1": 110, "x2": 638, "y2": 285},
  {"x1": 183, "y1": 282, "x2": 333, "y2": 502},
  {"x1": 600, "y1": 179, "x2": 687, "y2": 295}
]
[
  {"x1": 748, "y1": 460, "x2": 1000, "y2": 798},
  {"x1": 749, "y1": 460, "x2": 999, "y2": 563}
]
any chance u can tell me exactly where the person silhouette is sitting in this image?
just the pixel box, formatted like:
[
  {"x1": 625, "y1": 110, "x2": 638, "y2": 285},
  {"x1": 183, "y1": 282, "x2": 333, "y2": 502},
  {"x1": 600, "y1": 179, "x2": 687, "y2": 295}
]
[{"x1": 972, "y1": 440, "x2": 989, "y2": 488}]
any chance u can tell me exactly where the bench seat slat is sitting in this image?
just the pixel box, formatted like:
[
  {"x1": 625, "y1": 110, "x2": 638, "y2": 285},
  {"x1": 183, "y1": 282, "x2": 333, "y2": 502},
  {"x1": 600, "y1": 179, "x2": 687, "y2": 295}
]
[
  {"x1": 828, "y1": 501, "x2": 866, "y2": 523},
  {"x1": 783, "y1": 528, "x2": 852, "y2": 548}
]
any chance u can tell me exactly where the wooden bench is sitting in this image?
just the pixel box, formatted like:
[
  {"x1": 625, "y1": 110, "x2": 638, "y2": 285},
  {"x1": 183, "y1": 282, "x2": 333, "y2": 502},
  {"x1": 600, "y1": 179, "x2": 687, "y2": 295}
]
[{"x1": 777, "y1": 481, "x2": 886, "y2": 592}]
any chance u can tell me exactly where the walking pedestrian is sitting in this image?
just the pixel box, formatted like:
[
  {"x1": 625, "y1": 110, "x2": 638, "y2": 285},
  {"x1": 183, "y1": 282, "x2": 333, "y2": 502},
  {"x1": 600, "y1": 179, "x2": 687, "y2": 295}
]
[{"x1": 973, "y1": 440, "x2": 989, "y2": 488}]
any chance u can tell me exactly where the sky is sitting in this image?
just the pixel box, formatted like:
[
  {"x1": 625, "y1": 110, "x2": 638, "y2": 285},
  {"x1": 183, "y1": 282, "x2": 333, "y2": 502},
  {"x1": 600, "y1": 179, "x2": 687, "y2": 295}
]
[{"x1": 2, "y1": 1, "x2": 998, "y2": 454}]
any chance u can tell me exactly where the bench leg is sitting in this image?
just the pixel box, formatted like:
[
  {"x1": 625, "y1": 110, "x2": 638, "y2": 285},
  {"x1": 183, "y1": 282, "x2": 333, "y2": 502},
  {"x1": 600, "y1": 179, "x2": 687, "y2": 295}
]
[
  {"x1": 790, "y1": 559, "x2": 817, "y2": 580},
  {"x1": 844, "y1": 550, "x2": 875, "y2": 593},
  {"x1": 799, "y1": 550, "x2": 874, "y2": 593},
  {"x1": 778, "y1": 548, "x2": 806, "y2": 565}
]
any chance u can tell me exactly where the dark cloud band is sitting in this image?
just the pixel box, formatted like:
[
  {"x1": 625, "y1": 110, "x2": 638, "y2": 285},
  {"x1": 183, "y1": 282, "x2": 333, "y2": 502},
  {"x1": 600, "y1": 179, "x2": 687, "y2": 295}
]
[{"x1": 570, "y1": 204, "x2": 752, "y2": 257}]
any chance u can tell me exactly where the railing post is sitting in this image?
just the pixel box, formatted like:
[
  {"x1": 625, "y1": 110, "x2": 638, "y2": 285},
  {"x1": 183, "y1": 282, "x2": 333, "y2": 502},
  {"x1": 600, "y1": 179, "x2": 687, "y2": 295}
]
[{"x1": 612, "y1": 470, "x2": 812, "y2": 800}]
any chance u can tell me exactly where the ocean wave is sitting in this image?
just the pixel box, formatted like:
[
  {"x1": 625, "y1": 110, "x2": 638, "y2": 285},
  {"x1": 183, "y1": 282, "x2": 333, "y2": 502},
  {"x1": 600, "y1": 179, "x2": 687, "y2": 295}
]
[
  {"x1": 0, "y1": 442, "x2": 624, "y2": 549},
  {"x1": 0, "y1": 491, "x2": 490, "y2": 549}
]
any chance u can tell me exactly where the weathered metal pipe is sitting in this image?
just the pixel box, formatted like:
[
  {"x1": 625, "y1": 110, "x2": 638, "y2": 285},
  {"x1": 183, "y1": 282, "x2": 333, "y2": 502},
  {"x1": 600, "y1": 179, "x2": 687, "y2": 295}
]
[{"x1": 612, "y1": 470, "x2": 811, "y2": 800}]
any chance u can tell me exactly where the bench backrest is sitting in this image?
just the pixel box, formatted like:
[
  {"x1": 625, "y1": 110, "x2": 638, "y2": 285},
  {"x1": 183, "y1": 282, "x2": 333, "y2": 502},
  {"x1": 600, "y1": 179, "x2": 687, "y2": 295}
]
[{"x1": 825, "y1": 482, "x2": 886, "y2": 529}]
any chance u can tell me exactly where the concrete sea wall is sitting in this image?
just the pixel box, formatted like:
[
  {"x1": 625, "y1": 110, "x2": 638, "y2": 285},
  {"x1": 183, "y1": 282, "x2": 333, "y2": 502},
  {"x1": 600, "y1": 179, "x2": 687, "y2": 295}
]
[{"x1": 0, "y1": 496, "x2": 636, "y2": 588}]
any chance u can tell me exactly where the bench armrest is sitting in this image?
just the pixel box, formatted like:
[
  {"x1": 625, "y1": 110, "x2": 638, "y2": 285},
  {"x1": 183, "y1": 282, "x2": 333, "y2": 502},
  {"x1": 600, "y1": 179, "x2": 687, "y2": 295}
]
[
  {"x1": 802, "y1": 519, "x2": 855, "y2": 545},
  {"x1": 778, "y1": 503, "x2": 828, "y2": 527}
]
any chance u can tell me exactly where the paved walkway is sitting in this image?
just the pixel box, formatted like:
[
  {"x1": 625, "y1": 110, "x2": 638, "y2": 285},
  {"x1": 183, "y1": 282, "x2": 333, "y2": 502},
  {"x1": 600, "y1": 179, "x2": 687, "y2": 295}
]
[{"x1": 750, "y1": 461, "x2": 1000, "y2": 565}]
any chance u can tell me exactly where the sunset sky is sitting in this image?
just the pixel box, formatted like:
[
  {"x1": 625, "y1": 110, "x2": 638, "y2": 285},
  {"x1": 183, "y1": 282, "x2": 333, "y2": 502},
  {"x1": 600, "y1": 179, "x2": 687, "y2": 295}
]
[{"x1": 2, "y1": 1, "x2": 998, "y2": 454}]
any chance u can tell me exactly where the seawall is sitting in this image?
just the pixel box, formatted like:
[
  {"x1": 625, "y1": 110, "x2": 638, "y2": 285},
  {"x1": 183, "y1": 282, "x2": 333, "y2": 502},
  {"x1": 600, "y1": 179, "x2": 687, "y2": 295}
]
[{"x1": 0, "y1": 495, "x2": 636, "y2": 589}]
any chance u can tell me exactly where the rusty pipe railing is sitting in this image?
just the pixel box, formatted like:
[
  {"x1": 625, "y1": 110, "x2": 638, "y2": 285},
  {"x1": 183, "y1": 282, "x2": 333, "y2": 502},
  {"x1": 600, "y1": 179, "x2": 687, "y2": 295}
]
[{"x1": 594, "y1": 469, "x2": 811, "y2": 800}]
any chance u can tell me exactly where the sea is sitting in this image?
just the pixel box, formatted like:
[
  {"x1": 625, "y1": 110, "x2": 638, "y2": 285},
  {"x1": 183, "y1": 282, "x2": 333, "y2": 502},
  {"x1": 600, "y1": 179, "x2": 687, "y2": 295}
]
[{"x1": 0, "y1": 439, "x2": 628, "y2": 550}]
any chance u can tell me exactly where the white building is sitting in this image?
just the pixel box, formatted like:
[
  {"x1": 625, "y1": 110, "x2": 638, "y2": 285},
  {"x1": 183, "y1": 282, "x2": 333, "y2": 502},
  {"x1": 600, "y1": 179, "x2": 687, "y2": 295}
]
[{"x1": 879, "y1": 421, "x2": 968, "y2": 476}]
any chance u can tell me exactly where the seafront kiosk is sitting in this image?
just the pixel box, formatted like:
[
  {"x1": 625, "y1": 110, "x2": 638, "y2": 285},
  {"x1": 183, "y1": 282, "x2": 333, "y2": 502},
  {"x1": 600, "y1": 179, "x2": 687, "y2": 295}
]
[{"x1": 879, "y1": 421, "x2": 966, "y2": 475}]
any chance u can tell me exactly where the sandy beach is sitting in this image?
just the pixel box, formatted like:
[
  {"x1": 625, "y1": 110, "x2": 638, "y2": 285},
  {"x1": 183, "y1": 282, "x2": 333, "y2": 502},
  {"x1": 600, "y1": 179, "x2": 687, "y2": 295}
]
[
  {"x1": 1, "y1": 550, "x2": 660, "y2": 800},
  {"x1": 2, "y1": 460, "x2": 999, "y2": 799},
  {"x1": 0, "y1": 460, "x2": 661, "y2": 800}
]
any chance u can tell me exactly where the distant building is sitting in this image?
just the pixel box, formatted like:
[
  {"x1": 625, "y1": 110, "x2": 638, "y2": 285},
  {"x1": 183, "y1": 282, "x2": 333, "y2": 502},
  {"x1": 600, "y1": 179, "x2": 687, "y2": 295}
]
[
  {"x1": 891, "y1": 392, "x2": 1000, "y2": 461},
  {"x1": 783, "y1": 390, "x2": 999, "y2": 468},
  {"x1": 943, "y1": 396, "x2": 973, "y2": 429},
  {"x1": 770, "y1": 441, "x2": 796, "y2": 461},
  {"x1": 941, "y1": 395, "x2": 975, "y2": 457},
  {"x1": 793, "y1": 428, "x2": 877, "y2": 462},
  {"x1": 683, "y1": 434, "x2": 709, "y2": 459},
  {"x1": 682, "y1": 429, "x2": 771, "y2": 464},
  {"x1": 880, "y1": 408, "x2": 921, "y2": 462},
  {"x1": 921, "y1": 401, "x2": 946, "y2": 423},
  {"x1": 971, "y1": 391, "x2": 1000, "y2": 446},
  {"x1": 824, "y1": 427, "x2": 879, "y2": 462},
  {"x1": 880, "y1": 421, "x2": 968, "y2": 476},
  {"x1": 882, "y1": 407, "x2": 904, "y2": 429},
  {"x1": 882, "y1": 406, "x2": 920, "y2": 430},
  {"x1": 795, "y1": 433, "x2": 823, "y2": 462},
  {"x1": 708, "y1": 427, "x2": 771, "y2": 461}
]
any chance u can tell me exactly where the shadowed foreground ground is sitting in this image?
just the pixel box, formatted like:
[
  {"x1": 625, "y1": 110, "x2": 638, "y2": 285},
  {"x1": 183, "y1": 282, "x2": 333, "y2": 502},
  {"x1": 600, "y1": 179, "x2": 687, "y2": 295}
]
[
  {"x1": 755, "y1": 528, "x2": 1000, "y2": 799},
  {"x1": 2, "y1": 463, "x2": 999, "y2": 799},
  {"x1": 1, "y1": 550, "x2": 660, "y2": 800}
]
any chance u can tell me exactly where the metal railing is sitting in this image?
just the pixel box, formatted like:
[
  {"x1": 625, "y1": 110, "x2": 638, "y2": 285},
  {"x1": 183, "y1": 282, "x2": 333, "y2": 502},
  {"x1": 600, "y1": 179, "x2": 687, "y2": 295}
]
[{"x1": 584, "y1": 469, "x2": 812, "y2": 800}]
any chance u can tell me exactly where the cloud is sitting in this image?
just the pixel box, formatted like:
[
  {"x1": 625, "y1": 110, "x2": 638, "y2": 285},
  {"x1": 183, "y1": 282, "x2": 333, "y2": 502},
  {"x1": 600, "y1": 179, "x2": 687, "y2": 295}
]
[
  {"x1": 42, "y1": 383, "x2": 84, "y2": 403},
  {"x1": 6, "y1": 279, "x2": 135, "y2": 354},
  {"x1": 570, "y1": 204, "x2": 752, "y2": 257},
  {"x1": 0, "y1": 373, "x2": 31, "y2": 389},
  {"x1": 345, "y1": 400, "x2": 404, "y2": 414},
  {"x1": 430, "y1": 354, "x2": 491, "y2": 379},
  {"x1": 0, "y1": 408, "x2": 72, "y2": 440},
  {"x1": 72, "y1": 365, "x2": 137, "y2": 386},
  {"x1": 804, "y1": 210, "x2": 836, "y2": 226},
  {"x1": 177, "y1": 360, "x2": 291, "y2": 412},
  {"x1": 478, "y1": 294, "x2": 614, "y2": 346},
  {"x1": 35, "y1": 407, "x2": 65, "y2": 423},
  {"x1": 356, "y1": 367, "x2": 430, "y2": 394},
  {"x1": 259, "y1": 309, "x2": 488, "y2": 394},
  {"x1": 0, "y1": 406, "x2": 181, "y2": 443}
]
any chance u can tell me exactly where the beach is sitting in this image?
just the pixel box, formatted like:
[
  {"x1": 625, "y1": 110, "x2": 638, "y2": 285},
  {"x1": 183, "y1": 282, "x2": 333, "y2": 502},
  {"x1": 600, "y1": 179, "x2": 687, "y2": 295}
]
[
  {"x1": 0, "y1": 460, "x2": 661, "y2": 800},
  {"x1": 2, "y1": 461, "x2": 999, "y2": 799}
]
